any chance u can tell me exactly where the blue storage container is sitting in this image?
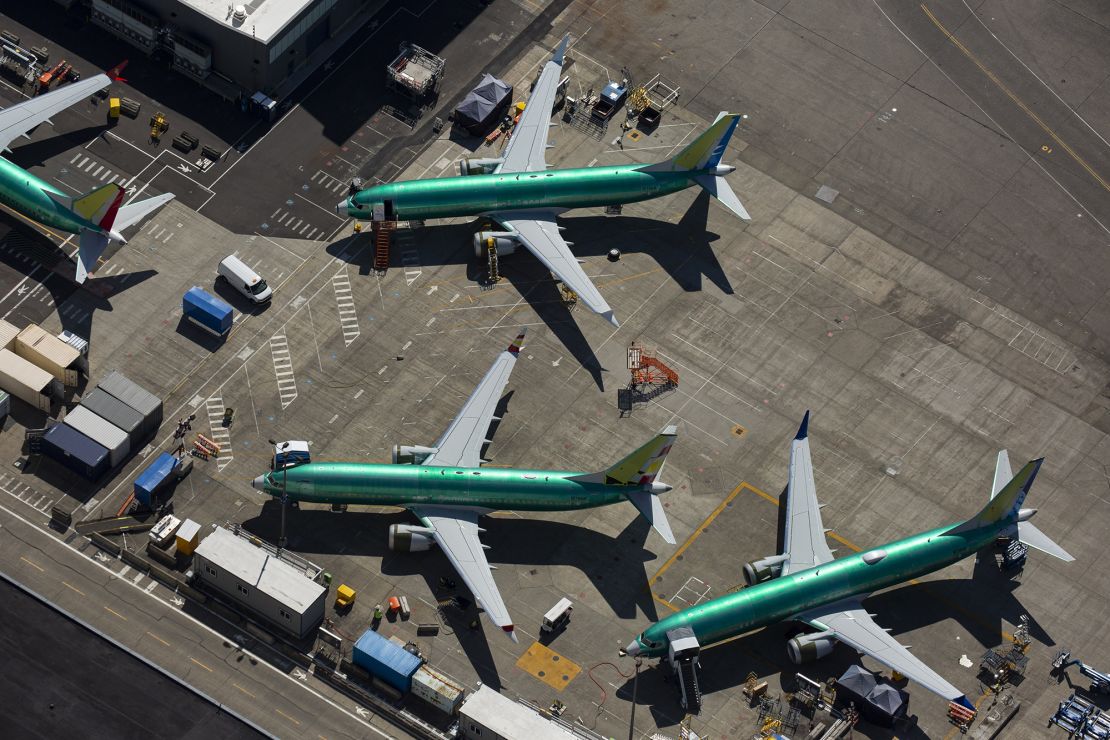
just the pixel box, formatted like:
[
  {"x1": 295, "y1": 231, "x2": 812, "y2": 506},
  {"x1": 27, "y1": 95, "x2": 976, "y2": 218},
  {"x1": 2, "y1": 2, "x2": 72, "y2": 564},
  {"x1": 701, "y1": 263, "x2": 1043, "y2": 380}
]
[
  {"x1": 183, "y1": 287, "x2": 233, "y2": 338},
  {"x1": 42, "y1": 423, "x2": 110, "y2": 479},
  {"x1": 352, "y1": 629, "x2": 422, "y2": 693},
  {"x1": 134, "y1": 452, "x2": 180, "y2": 507}
]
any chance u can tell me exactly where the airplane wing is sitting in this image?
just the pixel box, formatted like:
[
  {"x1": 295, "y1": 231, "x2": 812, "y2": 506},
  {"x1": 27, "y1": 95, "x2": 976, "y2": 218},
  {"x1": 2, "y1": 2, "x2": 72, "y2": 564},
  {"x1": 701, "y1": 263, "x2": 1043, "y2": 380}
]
[
  {"x1": 0, "y1": 71, "x2": 115, "y2": 153},
  {"x1": 493, "y1": 212, "x2": 618, "y2": 327},
  {"x1": 781, "y1": 411, "x2": 835, "y2": 575},
  {"x1": 497, "y1": 34, "x2": 568, "y2": 174},
  {"x1": 412, "y1": 505, "x2": 517, "y2": 640},
  {"x1": 422, "y1": 330, "x2": 526, "y2": 469},
  {"x1": 798, "y1": 599, "x2": 965, "y2": 702}
]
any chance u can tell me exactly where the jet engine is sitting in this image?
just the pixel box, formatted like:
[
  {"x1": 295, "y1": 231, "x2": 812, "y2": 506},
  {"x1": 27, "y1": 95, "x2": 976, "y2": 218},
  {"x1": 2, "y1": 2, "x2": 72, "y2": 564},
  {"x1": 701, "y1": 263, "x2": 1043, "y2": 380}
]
[
  {"x1": 743, "y1": 554, "x2": 789, "y2": 586},
  {"x1": 388, "y1": 524, "x2": 436, "y2": 552},
  {"x1": 1017, "y1": 508, "x2": 1037, "y2": 522},
  {"x1": 392, "y1": 445, "x2": 438, "y2": 465},
  {"x1": 459, "y1": 157, "x2": 504, "y2": 176},
  {"x1": 787, "y1": 630, "x2": 837, "y2": 664},
  {"x1": 473, "y1": 231, "x2": 520, "y2": 257}
]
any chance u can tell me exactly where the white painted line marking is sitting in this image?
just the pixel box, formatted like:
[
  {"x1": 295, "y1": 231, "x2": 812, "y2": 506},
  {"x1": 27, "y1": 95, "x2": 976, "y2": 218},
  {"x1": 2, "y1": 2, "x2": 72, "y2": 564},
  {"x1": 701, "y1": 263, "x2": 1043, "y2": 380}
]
[{"x1": 92, "y1": 165, "x2": 104, "y2": 177}]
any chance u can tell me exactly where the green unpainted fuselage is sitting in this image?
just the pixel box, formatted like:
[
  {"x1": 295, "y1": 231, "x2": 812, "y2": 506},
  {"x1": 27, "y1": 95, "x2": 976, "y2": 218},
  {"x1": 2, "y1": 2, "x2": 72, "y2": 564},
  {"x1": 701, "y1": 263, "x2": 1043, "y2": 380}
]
[
  {"x1": 0, "y1": 157, "x2": 95, "y2": 234},
  {"x1": 630, "y1": 521, "x2": 1003, "y2": 657},
  {"x1": 344, "y1": 164, "x2": 699, "y2": 221},
  {"x1": 255, "y1": 461, "x2": 633, "y2": 511}
]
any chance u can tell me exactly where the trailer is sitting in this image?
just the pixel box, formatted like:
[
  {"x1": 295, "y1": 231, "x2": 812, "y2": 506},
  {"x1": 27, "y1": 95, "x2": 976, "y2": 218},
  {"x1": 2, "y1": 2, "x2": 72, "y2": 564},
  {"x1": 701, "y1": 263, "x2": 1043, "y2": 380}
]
[
  {"x1": 134, "y1": 452, "x2": 186, "y2": 507},
  {"x1": 411, "y1": 664, "x2": 465, "y2": 715},
  {"x1": 183, "y1": 287, "x2": 233, "y2": 339},
  {"x1": 62, "y1": 405, "x2": 130, "y2": 468},
  {"x1": 352, "y1": 628, "x2": 422, "y2": 693},
  {"x1": 15, "y1": 324, "x2": 82, "y2": 387},
  {"x1": 0, "y1": 318, "x2": 19, "y2": 350},
  {"x1": 0, "y1": 348, "x2": 59, "y2": 412}
]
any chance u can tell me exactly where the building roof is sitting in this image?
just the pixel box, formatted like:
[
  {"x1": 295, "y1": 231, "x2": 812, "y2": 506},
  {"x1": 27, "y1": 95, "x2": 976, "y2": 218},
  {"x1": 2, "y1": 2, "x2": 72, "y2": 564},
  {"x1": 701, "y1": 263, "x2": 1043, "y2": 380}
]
[
  {"x1": 195, "y1": 527, "x2": 325, "y2": 613},
  {"x1": 459, "y1": 686, "x2": 576, "y2": 738},
  {"x1": 178, "y1": 0, "x2": 315, "y2": 43}
]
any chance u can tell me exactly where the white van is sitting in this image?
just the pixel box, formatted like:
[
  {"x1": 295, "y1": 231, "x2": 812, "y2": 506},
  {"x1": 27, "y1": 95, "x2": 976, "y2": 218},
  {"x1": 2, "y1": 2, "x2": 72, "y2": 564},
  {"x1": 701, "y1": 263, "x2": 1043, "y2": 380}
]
[
  {"x1": 541, "y1": 597, "x2": 573, "y2": 633},
  {"x1": 217, "y1": 255, "x2": 271, "y2": 303}
]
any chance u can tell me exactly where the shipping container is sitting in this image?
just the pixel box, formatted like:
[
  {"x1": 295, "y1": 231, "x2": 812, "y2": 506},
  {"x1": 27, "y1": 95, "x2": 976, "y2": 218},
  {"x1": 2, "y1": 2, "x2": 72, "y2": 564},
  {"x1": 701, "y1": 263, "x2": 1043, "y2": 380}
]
[
  {"x1": 0, "y1": 390, "x2": 9, "y2": 418},
  {"x1": 0, "y1": 348, "x2": 59, "y2": 412},
  {"x1": 97, "y1": 371, "x2": 163, "y2": 439},
  {"x1": 183, "y1": 287, "x2": 233, "y2": 338},
  {"x1": 134, "y1": 452, "x2": 180, "y2": 507},
  {"x1": 80, "y1": 388, "x2": 145, "y2": 448},
  {"x1": 0, "y1": 319, "x2": 19, "y2": 350},
  {"x1": 176, "y1": 519, "x2": 201, "y2": 556},
  {"x1": 352, "y1": 628, "x2": 422, "y2": 693},
  {"x1": 411, "y1": 665, "x2": 466, "y2": 714},
  {"x1": 15, "y1": 324, "x2": 82, "y2": 387},
  {"x1": 58, "y1": 330, "x2": 90, "y2": 374},
  {"x1": 42, "y1": 423, "x2": 109, "y2": 479},
  {"x1": 62, "y1": 405, "x2": 130, "y2": 468}
]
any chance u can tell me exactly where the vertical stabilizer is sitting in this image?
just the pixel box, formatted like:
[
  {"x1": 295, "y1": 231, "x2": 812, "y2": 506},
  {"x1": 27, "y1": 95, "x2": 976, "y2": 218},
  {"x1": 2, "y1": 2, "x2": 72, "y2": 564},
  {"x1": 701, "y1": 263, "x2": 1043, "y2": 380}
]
[
  {"x1": 945, "y1": 457, "x2": 1042, "y2": 535},
  {"x1": 72, "y1": 183, "x2": 124, "y2": 230}
]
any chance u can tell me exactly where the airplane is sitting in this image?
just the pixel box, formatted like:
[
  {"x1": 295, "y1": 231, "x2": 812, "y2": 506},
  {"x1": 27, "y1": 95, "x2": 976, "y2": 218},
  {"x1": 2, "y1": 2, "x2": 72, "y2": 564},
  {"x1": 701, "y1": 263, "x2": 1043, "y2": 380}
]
[
  {"x1": 339, "y1": 35, "x2": 750, "y2": 327},
  {"x1": 621, "y1": 411, "x2": 1073, "y2": 710},
  {"x1": 252, "y1": 329, "x2": 679, "y2": 641},
  {"x1": 0, "y1": 61, "x2": 174, "y2": 282}
]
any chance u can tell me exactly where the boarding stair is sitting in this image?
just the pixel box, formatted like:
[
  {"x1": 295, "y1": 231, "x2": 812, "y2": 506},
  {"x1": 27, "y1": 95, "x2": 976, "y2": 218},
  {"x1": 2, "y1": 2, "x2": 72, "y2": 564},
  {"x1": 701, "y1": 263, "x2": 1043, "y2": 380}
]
[
  {"x1": 666, "y1": 627, "x2": 702, "y2": 714},
  {"x1": 373, "y1": 221, "x2": 395, "y2": 272},
  {"x1": 677, "y1": 657, "x2": 701, "y2": 713}
]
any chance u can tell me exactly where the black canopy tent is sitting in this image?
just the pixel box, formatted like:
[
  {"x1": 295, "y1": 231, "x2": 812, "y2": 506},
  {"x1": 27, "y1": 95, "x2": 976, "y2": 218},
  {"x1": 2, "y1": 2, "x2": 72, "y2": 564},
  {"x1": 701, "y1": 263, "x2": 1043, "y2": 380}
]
[{"x1": 453, "y1": 74, "x2": 513, "y2": 133}]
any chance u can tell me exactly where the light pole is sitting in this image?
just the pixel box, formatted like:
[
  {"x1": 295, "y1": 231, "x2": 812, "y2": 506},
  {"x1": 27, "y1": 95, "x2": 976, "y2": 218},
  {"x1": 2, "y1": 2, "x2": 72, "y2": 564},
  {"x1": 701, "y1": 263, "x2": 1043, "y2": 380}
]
[
  {"x1": 267, "y1": 439, "x2": 290, "y2": 551},
  {"x1": 628, "y1": 655, "x2": 642, "y2": 740}
]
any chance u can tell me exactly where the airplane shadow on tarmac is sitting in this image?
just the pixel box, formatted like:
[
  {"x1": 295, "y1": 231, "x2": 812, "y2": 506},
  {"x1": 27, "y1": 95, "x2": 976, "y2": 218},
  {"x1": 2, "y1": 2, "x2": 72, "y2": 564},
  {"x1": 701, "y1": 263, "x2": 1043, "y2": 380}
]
[
  {"x1": 325, "y1": 190, "x2": 732, "y2": 392},
  {"x1": 241, "y1": 502, "x2": 667, "y2": 688},
  {"x1": 8, "y1": 125, "x2": 115, "y2": 172}
]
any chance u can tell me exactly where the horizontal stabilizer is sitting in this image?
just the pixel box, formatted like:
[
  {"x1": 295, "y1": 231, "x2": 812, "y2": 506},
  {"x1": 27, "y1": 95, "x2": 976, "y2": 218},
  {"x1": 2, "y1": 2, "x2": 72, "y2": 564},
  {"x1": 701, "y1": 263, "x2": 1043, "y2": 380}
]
[
  {"x1": 693, "y1": 174, "x2": 750, "y2": 221},
  {"x1": 1017, "y1": 521, "x2": 1074, "y2": 562},
  {"x1": 626, "y1": 489, "x2": 675, "y2": 544},
  {"x1": 76, "y1": 229, "x2": 111, "y2": 283},
  {"x1": 114, "y1": 192, "x2": 175, "y2": 233}
]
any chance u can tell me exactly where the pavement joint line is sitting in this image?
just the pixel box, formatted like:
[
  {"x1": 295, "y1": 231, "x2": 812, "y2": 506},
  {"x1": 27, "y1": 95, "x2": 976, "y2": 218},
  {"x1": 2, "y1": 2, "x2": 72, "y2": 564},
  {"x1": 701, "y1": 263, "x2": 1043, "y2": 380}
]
[{"x1": 0, "y1": 500, "x2": 391, "y2": 737}]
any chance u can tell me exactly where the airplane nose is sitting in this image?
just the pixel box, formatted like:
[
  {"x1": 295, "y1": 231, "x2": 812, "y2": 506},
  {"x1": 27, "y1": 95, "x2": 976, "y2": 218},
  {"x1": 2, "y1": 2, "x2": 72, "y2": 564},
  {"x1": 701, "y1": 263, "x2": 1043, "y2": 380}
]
[
  {"x1": 621, "y1": 639, "x2": 642, "y2": 657},
  {"x1": 651, "y1": 481, "x2": 672, "y2": 494},
  {"x1": 251, "y1": 474, "x2": 267, "y2": 491},
  {"x1": 336, "y1": 198, "x2": 347, "y2": 215}
]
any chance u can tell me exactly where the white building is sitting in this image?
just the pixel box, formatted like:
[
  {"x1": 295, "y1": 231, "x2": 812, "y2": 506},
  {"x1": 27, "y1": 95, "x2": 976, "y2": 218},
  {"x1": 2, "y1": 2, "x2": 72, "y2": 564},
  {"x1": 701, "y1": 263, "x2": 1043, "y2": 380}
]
[
  {"x1": 458, "y1": 686, "x2": 577, "y2": 740},
  {"x1": 193, "y1": 526, "x2": 326, "y2": 637}
]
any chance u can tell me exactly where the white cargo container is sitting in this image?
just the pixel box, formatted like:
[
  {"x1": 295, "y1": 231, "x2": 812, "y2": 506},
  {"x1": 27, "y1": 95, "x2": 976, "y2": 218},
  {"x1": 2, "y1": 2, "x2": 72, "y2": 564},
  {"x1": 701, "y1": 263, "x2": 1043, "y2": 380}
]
[
  {"x1": 15, "y1": 324, "x2": 82, "y2": 387},
  {"x1": 0, "y1": 319, "x2": 19, "y2": 351},
  {"x1": 411, "y1": 665, "x2": 465, "y2": 715},
  {"x1": 62, "y1": 405, "x2": 130, "y2": 468},
  {"x1": 0, "y1": 348, "x2": 58, "y2": 412}
]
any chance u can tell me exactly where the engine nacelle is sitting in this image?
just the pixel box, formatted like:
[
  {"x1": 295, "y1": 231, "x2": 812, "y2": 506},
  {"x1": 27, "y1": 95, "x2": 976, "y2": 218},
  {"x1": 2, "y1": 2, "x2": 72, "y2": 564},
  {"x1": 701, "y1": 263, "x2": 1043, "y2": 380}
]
[
  {"x1": 459, "y1": 157, "x2": 504, "y2": 176},
  {"x1": 743, "y1": 554, "x2": 789, "y2": 586},
  {"x1": 473, "y1": 231, "x2": 520, "y2": 257},
  {"x1": 388, "y1": 524, "x2": 436, "y2": 552},
  {"x1": 787, "y1": 631, "x2": 837, "y2": 664},
  {"x1": 392, "y1": 444, "x2": 438, "y2": 465},
  {"x1": 1017, "y1": 508, "x2": 1037, "y2": 522}
]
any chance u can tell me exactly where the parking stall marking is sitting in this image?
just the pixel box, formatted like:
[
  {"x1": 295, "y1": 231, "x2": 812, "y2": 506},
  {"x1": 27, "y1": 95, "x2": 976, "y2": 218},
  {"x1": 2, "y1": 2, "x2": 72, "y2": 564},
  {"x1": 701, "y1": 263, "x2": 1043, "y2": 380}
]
[
  {"x1": 204, "y1": 396, "x2": 235, "y2": 471},
  {"x1": 269, "y1": 329, "x2": 298, "y2": 409},
  {"x1": 0, "y1": 472, "x2": 54, "y2": 513},
  {"x1": 331, "y1": 266, "x2": 360, "y2": 346}
]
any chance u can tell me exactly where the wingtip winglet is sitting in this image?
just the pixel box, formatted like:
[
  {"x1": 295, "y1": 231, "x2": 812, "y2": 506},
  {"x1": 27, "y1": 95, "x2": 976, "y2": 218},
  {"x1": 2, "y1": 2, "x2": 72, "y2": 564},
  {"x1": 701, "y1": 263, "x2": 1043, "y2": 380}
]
[
  {"x1": 503, "y1": 625, "x2": 519, "y2": 642},
  {"x1": 795, "y1": 410, "x2": 811, "y2": 440},
  {"x1": 107, "y1": 60, "x2": 129, "y2": 83},
  {"x1": 661, "y1": 424, "x2": 678, "y2": 436},
  {"x1": 602, "y1": 310, "x2": 619, "y2": 328},
  {"x1": 553, "y1": 34, "x2": 570, "y2": 66},
  {"x1": 507, "y1": 328, "x2": 527, "y2": 355}
]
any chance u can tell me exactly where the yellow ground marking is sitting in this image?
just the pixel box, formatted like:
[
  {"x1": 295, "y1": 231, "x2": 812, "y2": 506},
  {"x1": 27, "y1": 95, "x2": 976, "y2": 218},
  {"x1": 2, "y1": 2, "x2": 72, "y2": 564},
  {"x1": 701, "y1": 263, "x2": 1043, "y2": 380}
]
[
  {"x1": 275, "y1": 709, "x2": 301, "y2": 725},
  {"x1": 598, "y1": 268, "x2": 664, "y2": 290},
  {"x1": 648, "y1": 479, "x2": 1015, "y2": 641},
  {"x1": 190, "y1": 657, "x2": 213, "y2": 672},
  {"x1": 921, "y1": 3, "x2": 1110, "y2": 194},
  {"x1": 648, "y1": 482, "x2": 749, "y2": 612},
  {"x1": 62, "y1": 581, "x2": 85, "y2": 596},
  {"x1": 20, "y1": 556, "x2": 44, "y2": 571},
  {"x1": 233, "y1": 683, "x2": 257, "y2": 699},
  {"x1": 146, "y1": 631, "x2": 170, "y2": 647},
  {"x1": 0, "y1": 204, "x2": 70, "y2": 243},
  {"x1": 515, "y1": 641, "x2": 581, "y2": 691},
  {"x1": 104, "y1": 606, "x2": 127, "y2": 621}
]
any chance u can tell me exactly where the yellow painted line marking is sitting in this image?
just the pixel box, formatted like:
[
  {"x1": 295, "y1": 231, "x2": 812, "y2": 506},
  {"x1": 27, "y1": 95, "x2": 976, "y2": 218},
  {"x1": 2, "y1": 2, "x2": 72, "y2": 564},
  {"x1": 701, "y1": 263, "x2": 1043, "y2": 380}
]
[
  {"x1": 648, "y1": 482, "x2": 749, "y2": 611},
  {"x1": 104, "y1": 606, "x2": 127, "y2": 621},
  {"x1": 20, "y1": 556, "x2": 44, "y2": 572},
  {"x1": 598, "y1": 268, "x2": 664, "y2": 290},
  {"x1": 61, "y1": 581, "x2": 85, "y2": 596},
  {"x1": 233, "y1": 683, "x2": 256, "y2": 699},
  {"x1": 515, "y1": 641, "x2": 582, "y2": 691},
  {"x1": 146, "y1": 631, "x2": 170, "y2": 647},
  {"x1": 190, "y1": 657, "x2": 213, "y2": 672},
  {"x1": 921, "y1": 3, "x2": 1110, "y2": 194},
  {"x1": 275, "y1": 709, "x2": 301, "y2": 726}
]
